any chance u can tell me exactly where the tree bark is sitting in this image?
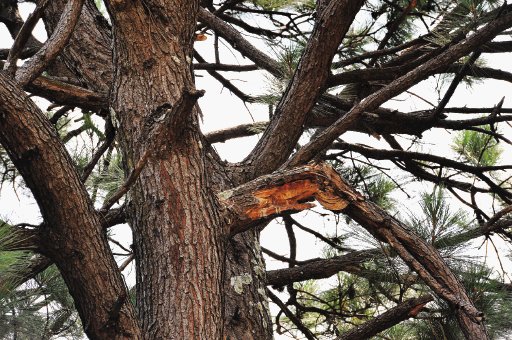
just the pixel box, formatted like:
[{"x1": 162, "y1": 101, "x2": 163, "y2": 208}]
[
  {"x1": 103, "y1": 1, "x2": 272, "y2": 338},
  {"x1": 337, "y1": 295, "x2": 433, "y2": 339},
  {"x1": 0, "y1": 72, "x2": 141, "y2": 339}
]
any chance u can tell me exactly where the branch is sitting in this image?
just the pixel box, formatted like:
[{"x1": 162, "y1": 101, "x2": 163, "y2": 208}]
[
  {"x1": 430, "y1": 51, "x2": 482, "y2": 120},
  {"x1": 266, "y1": 212, "x2": 512, "y2": 288},
  {"x1": 287, "y1": 10, "x2": 512, "y2": 167},
  {"x1": 331, "y1": 140, "x2": 512, "y2": 202},
  {"x1": 267, "y1": 289, "x2": 316, "y2": 340},
  {"x1": 206, "y1": 122, "x2": 268, "y2": 143},
  {"x1": 194, "y1": 51, "x2": 253, "y2": 102},
  {"x1": 15, "y1": 0, "x2": 86, "y2": 86},
  {"x1": 39, "y1": 0, "x2": 114, "y2": 92},
  {"x1": 0, "y1": 71, "x2": 140, "y2": 339},
  {"x1": 194, "y1": 62, "x2": 258, "y2": 72},
  {"x1": 0, "y1": 255, "x2": 52, "y2": 293},
  {"x1": 3, "y1": 0, "x2": 50, "y2": 77},
  {"x1": 26, "y1": 76, "x2": 107, "y2": 111},
  {"x1": 80, "y1": 117, "x2": 115, "y2": 182},
  {"x1": 198, "y1": 8, "x2": 282, "y2": 77},
  {"x1": 245, "y1": 0, "x2": 364, "y2": 177},
  {"x1": 336, "y1": 295, "x2": 433, "y2": 340},
  {"x1": 266, "y1": 249, "x2": 378, "y2": 287},
  {"x1": 219, "y1": 163, "x2": 487, "y2": 338},
  {"x1": 100, "y1": 150, "x2": 150, "y2": 213}
]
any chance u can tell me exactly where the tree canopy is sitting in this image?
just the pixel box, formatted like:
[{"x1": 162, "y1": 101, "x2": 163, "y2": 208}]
[{"x1": 1, "y1": 0, "x2": 512, "y2": 339}]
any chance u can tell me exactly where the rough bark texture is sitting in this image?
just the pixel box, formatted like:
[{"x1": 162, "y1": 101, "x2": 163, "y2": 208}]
[
  {"x1": 39, "y1": 0, "x2": 113, "y2": 91},
  {"x1": 0, "y1": 72, "x2": 141, "y2": 339},
  {"x1": 103, "y1": 1, "x2": 272, "y2": 338},
  {"x1": 105, "y1": 0, "x2": 219, "y2": 337}
]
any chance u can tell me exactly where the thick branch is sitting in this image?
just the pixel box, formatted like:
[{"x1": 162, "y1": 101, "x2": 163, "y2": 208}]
[
  {"x1": 220, "y1": 163, "x2": 488, "y2": 338},
  {"x1": 3, "y1": 0, "x2": 50, "y2": 77},
  {"x1": 245, "y1": 0, "x2": 364, "y2": 177},
  {"x1": 287, "y1": 10, "x2": 512, "y2": 167},
  {"x1": 16, "y1": 0, "x2": 86, "y2": 86},
  {"x1": 337, "y1": 295, "x2": 433, "y2": 340},
  {"x1": 0, "y1": 72, "x2": 140, "y2": 339},
  {"x1": 26, "y1": 76, "x2": 107, "y2": 111},
  {"x1": 266, "y1": 249, "x2": 379, "y2": 287}
]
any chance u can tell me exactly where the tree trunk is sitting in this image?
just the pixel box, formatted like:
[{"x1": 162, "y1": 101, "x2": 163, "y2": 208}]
[{"x1": 104, "y1": 1, "x2": 272, "y2": 337}]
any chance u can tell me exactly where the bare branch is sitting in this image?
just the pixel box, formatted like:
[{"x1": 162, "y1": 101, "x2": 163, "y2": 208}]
[
  {"x1": 245, "y1": 0, "x2": 364, "y2": 178},
  {"x1": 26, "y1": 76, "x2": 107, "y2": 111},
  {"x1": 3, "y1": 0, "x2": 50, "y2": 77},
  {"x1": 198, "y1": 8, "x2": 282, "y2": 77},
  {"x1": 16, "y1": 0, "x2": 86, "y2": 86},
  {"x1": 336, "y1": 295, "x2": 433, "y2": 340},
  {"x1": 287, "y1": 10, "x2": 512, "y2": 167}
]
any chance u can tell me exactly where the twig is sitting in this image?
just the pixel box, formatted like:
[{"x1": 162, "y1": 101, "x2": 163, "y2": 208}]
[
  {"x1": 267, "y1": 289, "x2": 316, "y2": 340},
  {"x1": 100, "y1": 150, "x2": 150, "y2": 213}
]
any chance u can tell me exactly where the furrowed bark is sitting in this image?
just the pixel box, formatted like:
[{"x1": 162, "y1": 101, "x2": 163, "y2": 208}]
[
  {"x1": 0, "y1": 72, "x2": 140, "y2": 339},
  {"x1": 219, "y1": 163, "x2": 488, "y2": 338},
  {"x1": 102, "y1": 0, "x2": 272, "y2": 338}
]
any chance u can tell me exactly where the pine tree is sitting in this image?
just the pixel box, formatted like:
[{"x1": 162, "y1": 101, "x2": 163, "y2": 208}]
[{"x1": 1, "y1": 0, "x2": 512, "y2": 339}]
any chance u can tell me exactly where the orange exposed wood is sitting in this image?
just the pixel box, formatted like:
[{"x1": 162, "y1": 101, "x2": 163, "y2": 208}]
[
  {"x1": 243, "y1": 174, "x2": 349, "y2": 220},
  {"x1": 246, "y1": 180, "x2": 317, "y2": 219},
  {"x1": 408, "y1": 302, "x2": 428, "y2": 317}
]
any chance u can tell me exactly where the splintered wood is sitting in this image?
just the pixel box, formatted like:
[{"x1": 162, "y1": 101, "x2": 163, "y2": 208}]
[{"x1": 218, "y1": 163, "x2": 352, "y2": 234}]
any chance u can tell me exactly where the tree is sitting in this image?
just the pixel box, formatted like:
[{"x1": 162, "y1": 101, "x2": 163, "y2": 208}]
[{"x1": 1, "y1": 0, "x2": 512, "y2": 339}]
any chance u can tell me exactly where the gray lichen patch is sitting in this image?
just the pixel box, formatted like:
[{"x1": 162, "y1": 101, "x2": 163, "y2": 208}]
[{"x1": 230, "y1": 273, "x2": 253, "y2": 294}]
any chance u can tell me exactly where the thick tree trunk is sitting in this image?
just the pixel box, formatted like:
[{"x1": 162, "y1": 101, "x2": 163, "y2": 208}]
[{"x1": 104, "y1": 1, "x2": 272, "y2": 338}]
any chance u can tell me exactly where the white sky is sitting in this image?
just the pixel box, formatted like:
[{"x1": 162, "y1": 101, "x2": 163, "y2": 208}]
[{"x1": 2, "y1": 3, "x2": 512, "y2": 339}]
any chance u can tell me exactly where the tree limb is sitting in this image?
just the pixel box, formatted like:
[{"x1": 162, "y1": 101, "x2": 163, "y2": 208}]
[
  {"x1": 336, "y1": 295, "x2": 433, "y2": 340},
  {"x1": 244, "y1": 0, "x2": 364, "y2": 178},
  {"x1": 219, "y1": 163, "x2": 488, "y2": 338},
  {"x1": 16, "y1": 0, "x2": 86, "y2": 86},
  {"x1": 287, "y1": 10, "x2": 512, "y2": 167}
]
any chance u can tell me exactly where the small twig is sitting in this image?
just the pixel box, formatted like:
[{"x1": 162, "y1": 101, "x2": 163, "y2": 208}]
[
  {"x1": 267, "y1": 289, "x2": 316, "y2": 340},
  {"x1": 108, "y1": 237, "x2": 132, "y2": 253},
  {"x1": 119, "y1": 254, "x2": 134, "y2": 272},
  {"x1": 81, "y1": 117, "x2": 115, "y2": 182},
  {"x1": 100, "y1": 150, "x2": 150, "y2": 213}
]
